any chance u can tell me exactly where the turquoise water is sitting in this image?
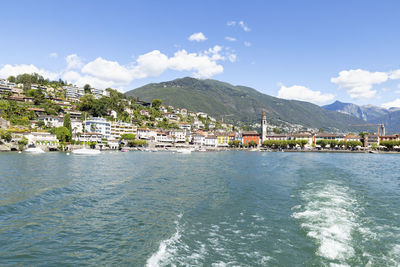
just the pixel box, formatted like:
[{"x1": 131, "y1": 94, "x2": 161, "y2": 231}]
[{"x1": 0, "y1": 151, "x2": 400, "y2": 266}]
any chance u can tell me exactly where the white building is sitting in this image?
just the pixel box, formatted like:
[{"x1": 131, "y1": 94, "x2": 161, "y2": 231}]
[
  {"x1": 205, "y1": 135, "x2": 217, "y2": 147},
  {"x1": 156, "y1": 132, "x2": 174, "y2": 143},
  {"x1": 137, "y1": 128, "x2": 157, "y2": 140},
  {"x1": 169, "y1": 129, "x2": 186, "y2": 143},
  {"x1": 64, "y1": 86, "x2": 84, "y2": 99},
  {"x1": 110, "y1": 121, "x2": 137, "y2": 139},
  {"x1": 192, "y1": 134, "x2": 206, "y2": 146},
  {"x1": 76, "y1": 132, "x2": 103, "y2": 143},
  {"x1": 84, "y1": 117, "x2": 111, "y2": 139},
  {"x1": 25, "y1": 132, "x2": 59, "y2": 146},
  {"x1": 193, "y1": 119, "x2": 204, "y2": 129},
  {"x1": 178, "y1": 123, "x2": 191, "y2": 131}
]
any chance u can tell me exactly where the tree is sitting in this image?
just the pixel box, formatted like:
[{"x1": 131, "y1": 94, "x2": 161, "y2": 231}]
[
  {"x1": 228, "y1": 140, "x2": 241, "y2": 147},
  {"x1": 84, "y1": 84, "x2": 92, "y2": 94},
  {"x1": 273, "y1": 127, "x2": 282, "y2": 134},
  {"x1": 120, "y1": 133, "x2": 136, "y2": 140},
  {"x1": 0, "y1": 129, "x2": 12, "y2": 142},
  {"x1": 128, "y1": 140, "x2": 147, "y2": 147},
  {"x1": 18, "y1": 137, "x2": 28, "y2": 151},
  {"x1": 7, "y1": 76, "x2": 16, "y2": 82},
  {"x1": 63, "y1": 113, "x2": 72, "y2": 136},
  {"x1": 248, "y1": 140, "x2": 258, "y2": 148},
  {"x1": 53, "y1": 126, "x2": 71, "y2": 142},
  {"x1": 152, "y1": 99, "x2": 162, "y2": 110},
  {"x1": 316, "y1": 140, "x2": 328, "y2": 148},
  {"x1": 37, "y1": 120, "x2": 45, "y2": 128},
  {"x1": 16, "y1": 73, "x2": 33, "y2": 90}
]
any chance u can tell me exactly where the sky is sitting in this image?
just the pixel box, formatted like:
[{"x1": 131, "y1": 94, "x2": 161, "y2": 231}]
[{"x1": 1, "y1": 0, "x2": 400, "y2": 108}]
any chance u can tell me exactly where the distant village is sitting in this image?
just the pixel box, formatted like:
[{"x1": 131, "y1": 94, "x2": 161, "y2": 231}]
[{"x1": 0, "y1": 75, "x2": 399, "y2": 152}]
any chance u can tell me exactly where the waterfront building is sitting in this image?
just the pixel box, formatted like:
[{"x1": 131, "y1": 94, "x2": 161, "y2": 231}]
[
  {"x1": 205, "y1": 135, "x2": 217, "y2": 147},
  {"x1": 294, "y1": 132, "x2": 314, "y2": 145},
  {"x1": 344, "y1": 134, "x2": 361, "y2": 142},
  {"x1": 192, "y1": 133, "x2": 206, "y2": 146},
  {"x1": 314, "y1": 133, "x2": 345, "y2": 144},
  {"x1": 137, "y1": 128, "x2": 157, "y2": 140},
  {"x1": 364, "y1": 134, "x2": 379, "y2": 147},
  {"x1": 107, "y1": 139, "x2": 120, "y2": 149},
  {"x1": 84, "y1": 117, "x2": 111, "y2": 139},
  {"x1": 156, "y1": 132, "x2": 174, "y2": 143},
  {"x1": 242, "y1": 131, "x2": 260, "y2": 145},
  {"x1": 25, "y1": 132, "x2": 59, "y2": 147},
  {"x1": 77, "y1": 132, "x2": 103, "y2": 143},
  {"x1": 71, "y1": 120, "x2": 83, "y2": 134},
  {"x1": 217, "y1": 134, "x2": 229, "y2": 147},
  {"x1": 264, "y1": 134, "x2": 288, "y2": 141},
  {"x1": 380, "y1": 134, "x2": 399, "y2": 142},
  {"x1": 168, "y1": 129, "x2": 186, "y2": 143},
  {"x1": 110, "y1": 121, "x2": 137, "y2": 139}
]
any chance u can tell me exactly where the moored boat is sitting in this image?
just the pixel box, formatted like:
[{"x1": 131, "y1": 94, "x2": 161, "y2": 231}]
[
  {"x1": 25, "y1": 147, "x2": 45, "y2": 153},
  {"x1": 72, "y1": 148, "x2": 101, "y2": 155}
]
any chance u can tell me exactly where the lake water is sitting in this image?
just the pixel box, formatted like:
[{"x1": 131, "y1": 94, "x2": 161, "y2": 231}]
[{"x1": 0, "y1": 151, "x2": 400, "y2": 266}]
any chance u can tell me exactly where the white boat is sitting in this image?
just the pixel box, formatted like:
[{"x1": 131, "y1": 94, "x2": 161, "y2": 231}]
[
  {"x1": 25, "y1": 147, "x2": 45, "y2": 153},
  {"x1": 177, "y1": 148, "x2": 192, "y2": 154},
  {"x1": 72, "y1": 148, "x2": 101, "y2": 155}
]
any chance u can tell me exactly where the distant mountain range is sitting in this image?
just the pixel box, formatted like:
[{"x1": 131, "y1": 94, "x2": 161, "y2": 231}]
[
  {"x1": 125, "y1": 77, "x2": 371, "y2": 132},
  {"x1": 323, "y1": 100, "x2": 400, "y2": 133}
]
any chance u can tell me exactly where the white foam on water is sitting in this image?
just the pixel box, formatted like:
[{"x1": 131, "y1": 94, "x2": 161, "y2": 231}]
[
  {"x1": 146, "y1": 214, "x2": 184, "y2": 267},
  {"x1": 146, "y1": 211, "x2": 272, "y2": 266},
  {"x1": 292, "y1": 182, "x2": 358, "y2": 264}
]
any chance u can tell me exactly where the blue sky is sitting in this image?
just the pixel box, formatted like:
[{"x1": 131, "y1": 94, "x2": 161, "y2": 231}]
[{"x1": 1, "y1": 0, "x2": 400, "y2": 108}]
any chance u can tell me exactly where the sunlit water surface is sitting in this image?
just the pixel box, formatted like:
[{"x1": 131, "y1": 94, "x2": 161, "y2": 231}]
[{"x1": 0, "y1": 151, "x2": 399, "y2": 266}]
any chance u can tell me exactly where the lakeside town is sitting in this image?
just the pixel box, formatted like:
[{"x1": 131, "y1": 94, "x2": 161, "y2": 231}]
[{"x1": 1, "y1": 73, "x2": 400, "y2": 153}]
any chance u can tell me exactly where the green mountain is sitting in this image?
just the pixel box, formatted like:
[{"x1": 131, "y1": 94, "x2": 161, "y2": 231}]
[{"x1": 126, "y1": 77, "x2": 371, "y2": 132}]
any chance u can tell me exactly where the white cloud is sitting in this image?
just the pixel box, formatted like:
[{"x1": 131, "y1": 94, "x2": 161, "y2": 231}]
[
  {"x1": 66, "y1": 54, "x2": 83, "y2": 69},
  {"x1": 0, "y1": 64, "x2": 59, "y2": 80},
  {"x1": 1, "y1": 44, "x2": 232, "y2": 90},
  {"x1": 225, "y1": 36, "x2": 236, "y2": 42},
  {"x1": 169, "y1": 49, "x2": 223, "y2": 78},
  {"x1": 239, "y1": 21, "x2": 251, "y2": 32},
  {"x1": 62, "y1": 46, "x2": 227, "y2": 89},
  {"x1": 131, "y1": 50, "x2": 169, "y2": 79},
  {"x1": 331, "y1": 69, "x2": 388, "y2": 99},
  {"x1": 278, "y1": 84, "x2": 335, "y2": 104},
  {"x1": 227, "y1": 20, "x2": 251, "y2": 31},
  {"x1": 244, "y1": 41, "x2": 252, "y2": 47},
  {"x1": 82, "y1": 57, "x2": 132, "y2": 84},
  {"x1": 389, "y1": 69, "x2": 400, "y2": 80},
  {"x1": 382, "y1": 98, "x2": 400, "y2": 109},
  {"x1": 228, "y1": 54, "x2": 237, "y2": 63},
  {"x1": 49, "y1": 52, "x2": 58, "y2": 58},
  {"x1": 188, "y1": 32, "x2": 207, "y2": 42}
]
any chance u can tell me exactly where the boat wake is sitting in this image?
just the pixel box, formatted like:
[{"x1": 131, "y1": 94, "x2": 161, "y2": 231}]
[
  {"x1": 292, "y1": 181, "x2": 359, "y2": 266},
  {"x1": 146, "y1": 212, "x2": 272, "y2": 266}
]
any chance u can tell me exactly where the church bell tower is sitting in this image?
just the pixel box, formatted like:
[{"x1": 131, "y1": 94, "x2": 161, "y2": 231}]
[{"x1": 261, "y1": 111, "x2": 267, "y2": 143}]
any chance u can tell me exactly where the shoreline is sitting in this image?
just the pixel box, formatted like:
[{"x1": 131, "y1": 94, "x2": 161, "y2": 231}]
[{"x1": 1, "y1": 147, "x2": 400, "y2": 154}]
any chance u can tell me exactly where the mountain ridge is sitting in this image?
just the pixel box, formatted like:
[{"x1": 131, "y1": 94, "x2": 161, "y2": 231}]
[
  {"x1": 125, "y1": 77, "x2": 371, "y2": 132},
  {"x1": 322, "y1": 100, "x2": 400, "y2": 133}
]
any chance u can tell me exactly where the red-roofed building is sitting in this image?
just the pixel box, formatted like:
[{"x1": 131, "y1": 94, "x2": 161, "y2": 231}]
[{"x1": 242, "y1": 131, "x2": 259, "y2": 145}]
